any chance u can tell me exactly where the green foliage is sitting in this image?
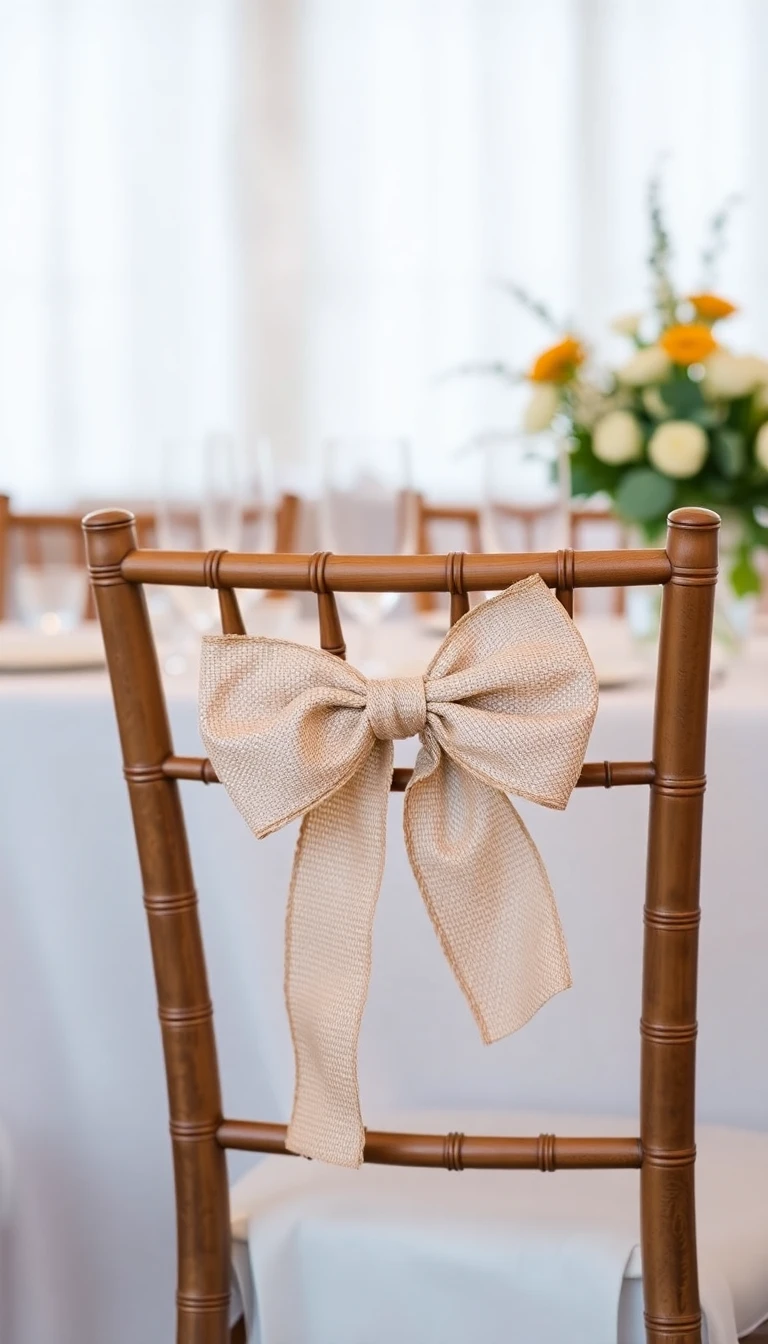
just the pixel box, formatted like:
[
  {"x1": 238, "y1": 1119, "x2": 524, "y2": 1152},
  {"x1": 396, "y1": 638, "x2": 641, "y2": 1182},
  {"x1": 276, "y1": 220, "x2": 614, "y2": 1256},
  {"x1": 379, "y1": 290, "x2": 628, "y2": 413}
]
[
  {"x1": 647, "y1": 174, "x2": 677, "y2": 325},
  {"x1": 700, "y1": 194, "x2": 741, "y2": 288},
  {"x1": 729, "y1": 544, "x2": 762, "y2": 598},
  {"x1": 659, "y1": 375, "x2": 705, "y2": 419},
  {"x1": 711, "y1": 429, "x2": 746, "y2": 480},
  {"x1": 496, "y1": 281, "x2": 564, "y2": 333},
  {"x1": 615, "y1": 468, "x2": 676, "y2": 523}
]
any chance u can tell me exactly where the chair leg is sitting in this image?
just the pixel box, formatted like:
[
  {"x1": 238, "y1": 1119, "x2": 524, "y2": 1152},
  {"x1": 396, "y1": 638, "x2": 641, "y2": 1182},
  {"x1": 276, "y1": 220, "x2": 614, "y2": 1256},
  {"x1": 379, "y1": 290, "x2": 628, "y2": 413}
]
[{"x1": 231, "y1": 1317, "x2": 247, "y2": 1344}]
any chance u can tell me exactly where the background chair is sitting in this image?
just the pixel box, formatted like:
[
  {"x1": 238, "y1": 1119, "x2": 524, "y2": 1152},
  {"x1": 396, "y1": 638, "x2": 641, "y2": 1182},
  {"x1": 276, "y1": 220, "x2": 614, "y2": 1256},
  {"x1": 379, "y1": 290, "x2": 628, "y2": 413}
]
[
  {"x1": 570, "y1": 505, "x2": 630, "y2": 616},
  {"x1": 0, "y1": 495, "x2": 95, "y2": 621},
  {"x1": 0, "y1": 493, "x2": 300, "y2": 624},
  {"x1": 415, "y1": 495, "x2": 631, "y2": 618},
  {"x1": 414, "y1": 496, "x2": 557, "y2": 613}
]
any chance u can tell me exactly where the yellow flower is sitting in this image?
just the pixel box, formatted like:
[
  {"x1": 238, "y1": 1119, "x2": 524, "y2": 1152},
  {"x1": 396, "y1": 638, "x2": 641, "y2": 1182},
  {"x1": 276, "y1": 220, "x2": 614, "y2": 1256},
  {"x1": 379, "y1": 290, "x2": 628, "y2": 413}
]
[
  {"x1": 529, "y1": 337, "x2": 585, "y2": 384},
  {"x1": 660, "y1": 323, "x2": 718, "y2": 366},
  {"x1": 688, "y1": 293, "x2": 737, "y2": 322}
]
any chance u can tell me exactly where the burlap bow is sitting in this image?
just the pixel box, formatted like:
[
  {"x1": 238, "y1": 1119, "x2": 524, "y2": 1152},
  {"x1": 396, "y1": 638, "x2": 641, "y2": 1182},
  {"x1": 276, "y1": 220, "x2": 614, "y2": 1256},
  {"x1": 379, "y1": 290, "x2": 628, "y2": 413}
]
[{"x1": 199, "y1": 574, "x2": 598, "y2": 1166}]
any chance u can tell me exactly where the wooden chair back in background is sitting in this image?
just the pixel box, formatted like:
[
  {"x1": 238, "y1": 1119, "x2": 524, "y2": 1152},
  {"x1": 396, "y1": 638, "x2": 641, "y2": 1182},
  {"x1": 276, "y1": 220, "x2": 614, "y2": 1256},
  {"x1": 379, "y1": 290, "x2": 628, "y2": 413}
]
[
  {"x1": 415, "y1": 496, "x2": 631, "y2": 617},
  {"x1": 570, "y1": 506, "x2": 630, "y2": 616},
  {"x1": 0, "y1": 493, "x2": 300, "y2": 621},
  {"x1": 414, "y1": 496, "x2": 556, "y2": 613},
  {"x1": 83, "y1": 506, "x2": 719, "y2": 1344},
  {"x1": 0, "y1": 494, "x2": 95, "y2": 620}
]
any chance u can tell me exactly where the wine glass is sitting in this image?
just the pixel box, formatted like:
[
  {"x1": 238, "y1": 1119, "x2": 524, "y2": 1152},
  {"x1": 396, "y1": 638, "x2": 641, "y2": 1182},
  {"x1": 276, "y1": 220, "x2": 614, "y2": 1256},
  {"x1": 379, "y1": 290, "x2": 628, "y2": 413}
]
[
  {"x1": 319, "y1": 437, "x2": 415, "y2": 672},
  {"x1": 238, "y1": 436, "x2": 283, "y2": 628},
  {"x1": 199, "y1": 431, "x2": 246, "y2": 552},
  {"x1": 480, "y1": 432, "x2": 566, "y2": 557},
  {"x1": 156, "y1": 434, "x2": 245, "y2": 669},
  {"x1": 15, "y1": 563, "x2": 88, "y2": 633}
]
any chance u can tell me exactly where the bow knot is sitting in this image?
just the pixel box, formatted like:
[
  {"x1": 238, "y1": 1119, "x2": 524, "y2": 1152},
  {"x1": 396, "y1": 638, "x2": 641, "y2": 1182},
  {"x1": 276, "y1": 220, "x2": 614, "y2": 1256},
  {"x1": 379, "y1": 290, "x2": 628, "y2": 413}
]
[
  {"x1": 200, "y1": 575, "x2": 598, "y2": 1167},
  {"x1": 366, "y1": 675, "x2": 427, "y2": 741}
]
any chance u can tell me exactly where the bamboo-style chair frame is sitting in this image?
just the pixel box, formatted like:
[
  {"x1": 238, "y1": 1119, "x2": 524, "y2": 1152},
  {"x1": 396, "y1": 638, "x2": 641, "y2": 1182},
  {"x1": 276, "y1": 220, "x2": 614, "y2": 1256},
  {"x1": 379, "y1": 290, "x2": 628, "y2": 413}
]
[
  {"x1": 0, "y1": 493, "x2": 300, "y2": 623},
  {"x1": 0, "y1": 494, "x2": 97, "y2": 620},
  {"x1": 83, "y1": 504, "x2": 719, "y2": 1344},
  {"x1": 415, "y1": 495, "x2": 628, "y2": 614}
]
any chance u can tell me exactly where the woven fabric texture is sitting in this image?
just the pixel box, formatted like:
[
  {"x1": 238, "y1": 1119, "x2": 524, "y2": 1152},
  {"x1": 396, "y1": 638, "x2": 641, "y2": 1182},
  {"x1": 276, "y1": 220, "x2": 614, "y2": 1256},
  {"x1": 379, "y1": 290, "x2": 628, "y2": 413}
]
[{"x1": 200, "y1": 575, "x2": 598, "y2": 1166}]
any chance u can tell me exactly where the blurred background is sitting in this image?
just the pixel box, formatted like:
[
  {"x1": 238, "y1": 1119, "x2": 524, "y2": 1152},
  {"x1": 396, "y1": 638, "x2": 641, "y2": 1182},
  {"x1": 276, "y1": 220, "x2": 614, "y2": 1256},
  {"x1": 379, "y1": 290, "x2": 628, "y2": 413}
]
[{"x1": 2, "y1": 0, "x2": 767, "y2": 506}]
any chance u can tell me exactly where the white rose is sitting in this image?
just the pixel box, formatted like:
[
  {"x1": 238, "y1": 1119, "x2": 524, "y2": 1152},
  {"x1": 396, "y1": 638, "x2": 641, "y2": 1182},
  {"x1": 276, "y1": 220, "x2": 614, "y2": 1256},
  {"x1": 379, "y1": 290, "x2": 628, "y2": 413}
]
[
  {"x1": 593, "y1": 410, "x2": 643, "y2": 464},
  {"x1": 642, "y1": 387, "x2": 669, "y2": 420},
  {"x1": 611, "y1": 312, "x2": 644, "y2": 338},
  {"x1": 703, "y1": 352, "x2": 765, "y2": 399},
  {"x1": 755, "y1": 421, "x2": 768, "y2": 471},
  {"x1": 522, "y1": 382, "x2": 559, "y2": 433},
  {"x1": 571, "y1": 379, "x2": 625, "y2": 428},
  {"x1": 648, "y1": 420, "x2": 708, "y2": 478},
  {"x1": 617, "y1": 346, "x2": 671, "y2": 387}
]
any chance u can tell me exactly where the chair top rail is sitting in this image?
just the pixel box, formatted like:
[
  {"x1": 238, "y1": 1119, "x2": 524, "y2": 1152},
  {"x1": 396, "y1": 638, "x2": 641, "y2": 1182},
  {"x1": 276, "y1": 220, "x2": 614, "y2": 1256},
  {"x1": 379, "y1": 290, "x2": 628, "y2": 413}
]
[{"x1": 114, "y1": 543, "x2": 671, "y2": 592}]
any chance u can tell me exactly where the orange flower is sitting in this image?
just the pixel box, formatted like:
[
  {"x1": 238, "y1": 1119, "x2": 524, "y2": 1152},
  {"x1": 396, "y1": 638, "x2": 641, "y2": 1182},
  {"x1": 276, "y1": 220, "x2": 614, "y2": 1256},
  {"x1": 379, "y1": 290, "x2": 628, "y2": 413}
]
[
  {"x1": 660, "y1": 323, "x2": 718, "y2": 366},
  {"x1": 688, "y1": 292, "x2": 737, "y2": 322},
  {"x1": 529, "y1": 337, "x2": 585, "y2": 383}
]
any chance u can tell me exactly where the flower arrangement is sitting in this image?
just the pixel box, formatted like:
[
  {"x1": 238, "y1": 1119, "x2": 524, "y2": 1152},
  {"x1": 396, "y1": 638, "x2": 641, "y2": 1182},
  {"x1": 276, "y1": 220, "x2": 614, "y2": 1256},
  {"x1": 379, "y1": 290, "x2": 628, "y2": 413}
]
[{"x1": 513, "y1": 183, "x2": 768, "y2": 596}]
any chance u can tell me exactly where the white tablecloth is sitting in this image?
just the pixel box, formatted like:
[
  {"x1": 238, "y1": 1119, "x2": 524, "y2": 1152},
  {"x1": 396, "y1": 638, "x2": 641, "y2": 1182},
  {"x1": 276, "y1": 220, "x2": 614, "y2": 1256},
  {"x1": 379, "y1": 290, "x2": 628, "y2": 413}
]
[{"x1": 1, "y1": 618, "x2": 767, "y2": 1344}]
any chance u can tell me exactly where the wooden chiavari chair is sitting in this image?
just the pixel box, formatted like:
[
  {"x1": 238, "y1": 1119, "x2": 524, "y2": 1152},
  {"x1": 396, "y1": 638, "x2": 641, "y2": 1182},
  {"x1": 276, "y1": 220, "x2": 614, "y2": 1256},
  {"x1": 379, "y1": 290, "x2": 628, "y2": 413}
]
[
  {"x1": 0, "y1": 495, "x2": 95, "y2": 620},
  {"x1": 0, "y1": 494, "x2": 300, "y2": 625},
  {"x1": 416, "y1": 496, "x2": 631, "y2": 617},
  {"x1": 414, "y1": 496, "x2": 558, "y2": 613},
  {"x1": 80, "y1": 504, "x2": 766, "y2": 1344}
]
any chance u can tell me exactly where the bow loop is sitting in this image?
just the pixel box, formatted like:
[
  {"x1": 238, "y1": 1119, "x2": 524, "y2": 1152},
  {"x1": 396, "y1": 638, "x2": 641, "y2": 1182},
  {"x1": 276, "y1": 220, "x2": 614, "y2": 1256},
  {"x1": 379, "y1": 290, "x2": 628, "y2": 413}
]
[{"x1": 200, "y1": 574, "x2": 598, "y2": 1166}]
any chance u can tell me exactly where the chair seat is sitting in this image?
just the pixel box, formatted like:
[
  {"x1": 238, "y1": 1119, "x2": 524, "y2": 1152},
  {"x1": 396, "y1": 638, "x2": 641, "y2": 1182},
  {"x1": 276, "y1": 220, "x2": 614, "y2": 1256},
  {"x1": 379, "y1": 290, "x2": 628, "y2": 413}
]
[{"x1": 228, "y1": 1111, "x2": 768, "y2": 1344}]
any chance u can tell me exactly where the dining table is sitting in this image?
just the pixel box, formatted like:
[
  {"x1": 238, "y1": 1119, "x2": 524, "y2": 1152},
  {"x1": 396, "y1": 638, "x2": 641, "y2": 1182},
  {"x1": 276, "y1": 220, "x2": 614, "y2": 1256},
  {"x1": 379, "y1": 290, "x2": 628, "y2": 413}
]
[{"x1": 0, "y1": 606, "x2": 767, "y2": 1344}]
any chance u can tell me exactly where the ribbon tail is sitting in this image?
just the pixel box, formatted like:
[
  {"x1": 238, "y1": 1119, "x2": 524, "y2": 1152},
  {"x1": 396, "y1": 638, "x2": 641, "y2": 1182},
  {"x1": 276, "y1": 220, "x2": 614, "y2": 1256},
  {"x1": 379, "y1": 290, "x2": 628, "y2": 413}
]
[
  {"x1": 404, "y1": 744, "x2": 572, "y2": 1044},
  {"x1": 285, "y1": 740, "x2": 393, "y2": 1166}
]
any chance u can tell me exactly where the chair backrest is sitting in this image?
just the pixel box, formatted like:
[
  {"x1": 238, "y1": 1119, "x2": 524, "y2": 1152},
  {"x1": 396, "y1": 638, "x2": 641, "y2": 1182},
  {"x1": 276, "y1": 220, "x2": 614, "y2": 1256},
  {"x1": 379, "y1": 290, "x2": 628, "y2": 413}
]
[
  {"x1": 416, "y1": 496, "x2": 630, "y2": 616},
  {"x1": 83, "y1": 505, "x2": 719, "y2": 1344},
  {"x1": 0, "y1": 496, "x2": 94, "y2": 620},
  {"x1": 415, "y1": 497, "x2": 557, "y2": 613},
  {"x1": 0, "y1": 493, "x2": 301, "y2": 623}
]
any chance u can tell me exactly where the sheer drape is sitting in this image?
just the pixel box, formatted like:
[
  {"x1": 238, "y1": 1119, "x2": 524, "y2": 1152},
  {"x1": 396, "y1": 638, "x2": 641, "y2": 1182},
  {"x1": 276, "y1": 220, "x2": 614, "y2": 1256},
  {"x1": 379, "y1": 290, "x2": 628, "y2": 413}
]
[
  {"x1": 0, "y1": 0, "x2": 238, "y2": 505},
  {"x1": 298, "y1": 0, "x2": 766, "y2": 495},
  {"x1": 1, "y1": 0, "x2": 767, "y2": 501}
]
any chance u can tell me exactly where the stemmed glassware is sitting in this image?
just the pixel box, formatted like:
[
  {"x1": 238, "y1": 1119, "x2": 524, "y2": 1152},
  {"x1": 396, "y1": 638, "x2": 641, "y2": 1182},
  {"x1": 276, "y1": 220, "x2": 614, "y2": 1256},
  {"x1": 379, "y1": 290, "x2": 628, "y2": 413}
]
[
  {"x1": 15, "y1": 563, "x2": 88, "y2": 633},
  {"x1": 156, "y1": 433, "x2": 274, "y2": 669},
  {"x1": 319, "y1": 436, "x2": 415, "y2": 672},
  {"x1": 156, "y1": 434, "x2": 243, "y2": 652},
  {"x1": 480, "y1": 432, "x2": 567, "y2": 556}
]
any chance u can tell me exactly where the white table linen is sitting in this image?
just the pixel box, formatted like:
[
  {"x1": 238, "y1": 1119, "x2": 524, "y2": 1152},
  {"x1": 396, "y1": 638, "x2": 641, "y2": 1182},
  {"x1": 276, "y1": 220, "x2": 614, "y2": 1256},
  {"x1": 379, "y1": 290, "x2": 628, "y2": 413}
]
[
  {"x1": 1, "y1": 620, "x2": 767, "y2": 1344},
  {"x1": 229, "y1": 1110, "x2": 768, "y2": 1344}
]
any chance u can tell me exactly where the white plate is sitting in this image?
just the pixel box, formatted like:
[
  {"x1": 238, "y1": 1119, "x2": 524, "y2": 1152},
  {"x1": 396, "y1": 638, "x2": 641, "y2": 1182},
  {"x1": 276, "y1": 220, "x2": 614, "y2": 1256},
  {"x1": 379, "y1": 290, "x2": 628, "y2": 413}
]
[
  {"x1": 592, "y1": 660, "x2": 647, "y2": 690},
  {"x1": 0, "y1": 623, "x2": 106, "y2": 672}
]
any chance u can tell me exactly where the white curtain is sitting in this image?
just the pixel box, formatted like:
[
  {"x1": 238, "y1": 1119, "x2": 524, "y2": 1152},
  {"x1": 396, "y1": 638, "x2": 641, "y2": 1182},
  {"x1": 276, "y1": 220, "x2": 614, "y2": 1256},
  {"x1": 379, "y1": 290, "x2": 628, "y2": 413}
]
[
  {"x1": 1, "y1": 0, "x2": 767, "y2": 503},
  {"x1": 297, "y1": 0, "x2": 766, "y2": 497},
  {"x1": 0, "y1": 0, "x2": 238, "y2": 506}
]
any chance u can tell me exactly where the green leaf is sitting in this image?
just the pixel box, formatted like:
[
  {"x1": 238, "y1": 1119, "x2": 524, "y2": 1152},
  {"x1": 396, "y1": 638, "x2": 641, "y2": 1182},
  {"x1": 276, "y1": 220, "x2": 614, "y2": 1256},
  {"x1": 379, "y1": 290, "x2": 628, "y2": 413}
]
[
  {"x1": 691, "y1": 406, "x2": 723, "y2": 429},
  {"x1": 728, "y1": 547, "x2": 763, "y2": 598},
  {"x1": 615, "y1": 468, "x2": 676, "y2": 523},
  {"x1": 659, "y1": 378, "x2": 705, "y2": 418},
  {"x1": 699, "y1": 477, "x2": 733, "y2": 502},
  {"x1": 711, "y1": 429, "x2": 746, "y2": 479}
]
